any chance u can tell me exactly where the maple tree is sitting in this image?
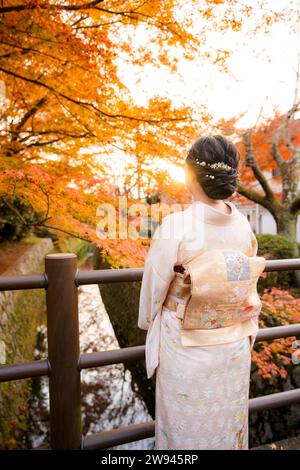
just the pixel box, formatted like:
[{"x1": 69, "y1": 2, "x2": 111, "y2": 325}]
[
  {"x1": 0, "y1": 0, "x2": 199, "y2": 264},
  {"x1": 0, "y1": 1, "x2": 295, "y2": 266},
  {"x1": 233, "y1": 98, "x2": 300, "y2": 256}
]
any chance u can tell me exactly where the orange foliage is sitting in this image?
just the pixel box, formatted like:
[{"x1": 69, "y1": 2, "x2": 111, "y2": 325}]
[
  {"x1": 0, "y1": 1, "x2": 288, "y2": 264},
  {"x1": 237, "y1": 114, "x2": 300, "y2": 191},
  {"x1": 251, "y1": 288, "x2": 300, "y2": 379}
]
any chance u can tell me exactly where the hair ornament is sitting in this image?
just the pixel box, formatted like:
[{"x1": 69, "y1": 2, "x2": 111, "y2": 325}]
[
  {"x1": 195, "y1": 160, "x2": 232, "y2": 172},
  {"x1": 209, "y1": 161, "x2": 232, "y2": 171}
]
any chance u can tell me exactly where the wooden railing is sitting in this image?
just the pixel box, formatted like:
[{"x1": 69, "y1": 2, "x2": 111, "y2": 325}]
[{"x1": 0, "y1": 254, "x2": 300, "y2": 450}]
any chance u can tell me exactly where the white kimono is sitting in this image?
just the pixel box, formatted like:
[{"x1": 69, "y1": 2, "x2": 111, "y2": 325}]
[{"x1": 138, "y1": 199, "x2": 260, "y2": 450}]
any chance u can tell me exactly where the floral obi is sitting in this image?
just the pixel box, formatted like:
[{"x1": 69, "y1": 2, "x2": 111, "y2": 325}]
[{"x1": 163, "y1": 249, "x2": 266, "y2": 331}]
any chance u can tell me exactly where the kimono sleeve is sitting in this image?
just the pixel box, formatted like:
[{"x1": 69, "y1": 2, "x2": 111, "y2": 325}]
[{"x1": 137, "y1": 214, "x2": 180, "y2": 331}]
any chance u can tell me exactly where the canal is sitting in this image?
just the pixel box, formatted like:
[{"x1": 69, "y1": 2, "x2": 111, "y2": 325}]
[{"x1": 27, "y1": 280, "x2": 154, "y2": 450}]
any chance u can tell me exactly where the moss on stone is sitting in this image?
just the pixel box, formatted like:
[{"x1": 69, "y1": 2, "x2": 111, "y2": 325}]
[{"x1": 0, "y1": 259, "x2": 47, "y2": 449}]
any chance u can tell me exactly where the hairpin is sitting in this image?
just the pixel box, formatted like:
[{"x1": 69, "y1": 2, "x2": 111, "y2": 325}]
[
  {"x1": 209, "y1": 162, "x2": 232, "y2": 171},
  {"x1": 205, "y1": 174, "x2": 215, "y2": 179},
  {"x1": 195, "y1": 160, "x2": 232, "y2": 171}
]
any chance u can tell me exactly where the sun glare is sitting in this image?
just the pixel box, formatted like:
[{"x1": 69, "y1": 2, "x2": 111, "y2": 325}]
[{"x1": 169, "y1": 164, "x2": 185, "y2": 183}]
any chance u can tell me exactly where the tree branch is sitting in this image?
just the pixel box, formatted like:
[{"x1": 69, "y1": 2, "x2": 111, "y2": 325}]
[
  {"x1": 40, "y1": 223, "x2": 92, "y2": 243},
  {"x1": 12, "y1": 96, "x2": 47, "y2": 141},
  {"x1": 2, "y1": 197, "x2": 28, "y2": 225},
  {"x1": 0, "y1": 66, "x2": 190, "y2": 124},
  {"x1": 0, "y1": 1, "x2": 105, "y2": 14},
  {"x1": 290, "y1": 196, "x2": 300, "y2": 216},
  {"x1": 236, "y1": 183, "x2": 280, "y2": 214},
  {"x1": 18, "y1": 130, "x2": 92, "y2": 143},
  {"x1": 242, "y1": 130, "x2": 278, "y2": 203},
  {"x1": 2, "y1": 197, "x2": 93, "y2": 244},
  {"x1": 270, "y1": 102, "x2": 300, "y2": 171}
]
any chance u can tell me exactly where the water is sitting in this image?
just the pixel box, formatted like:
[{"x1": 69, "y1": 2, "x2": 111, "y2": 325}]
[{"x1": 28, "y1": 283, "x2": 155, "y2": 450}]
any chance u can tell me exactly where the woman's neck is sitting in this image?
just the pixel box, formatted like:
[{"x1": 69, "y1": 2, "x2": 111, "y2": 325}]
[{"x1": 192, "y1": 195, "x2": 232, "y2": 215}]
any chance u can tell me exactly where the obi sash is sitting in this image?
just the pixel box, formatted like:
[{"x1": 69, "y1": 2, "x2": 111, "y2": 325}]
[{"x1": 163, "y1": 249, "x2": 266, "y2": 339}]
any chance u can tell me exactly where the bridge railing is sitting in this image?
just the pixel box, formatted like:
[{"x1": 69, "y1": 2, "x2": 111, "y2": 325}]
[{"x1": 0, "y1": 254, "x2": 300, "y2": 450}]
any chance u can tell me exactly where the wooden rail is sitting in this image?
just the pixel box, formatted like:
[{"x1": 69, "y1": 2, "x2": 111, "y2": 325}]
[{"x1": 0, "y1": 254, "x2": 300, "y2": 450}]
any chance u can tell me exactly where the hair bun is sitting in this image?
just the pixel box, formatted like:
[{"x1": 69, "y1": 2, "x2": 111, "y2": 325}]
[{"x1": 185, "y1": 135, "x2": 240, "y2": 199}]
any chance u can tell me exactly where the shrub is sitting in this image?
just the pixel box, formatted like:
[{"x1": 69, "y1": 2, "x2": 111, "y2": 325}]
[
  {"x1": 252, "y1": 287, "x2": 300, "y2": 379},
  {"x1": 256, "y1": 234, "x2": 297, "y2": 290}
]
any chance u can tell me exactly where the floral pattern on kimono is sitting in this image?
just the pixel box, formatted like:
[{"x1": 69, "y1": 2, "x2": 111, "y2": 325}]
[{"x1": 138, "y1": 200, "x2": 261, "y2": 450}]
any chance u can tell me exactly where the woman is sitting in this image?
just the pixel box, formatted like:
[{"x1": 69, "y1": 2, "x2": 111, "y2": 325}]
[{"x1": 138, "y1": 135, "x2": 261, "y2": 450}]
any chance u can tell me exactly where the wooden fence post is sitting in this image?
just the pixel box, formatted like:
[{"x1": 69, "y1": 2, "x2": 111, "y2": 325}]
[{"x1": 45, "y1": 253, "x2": 81, "y2": 450}]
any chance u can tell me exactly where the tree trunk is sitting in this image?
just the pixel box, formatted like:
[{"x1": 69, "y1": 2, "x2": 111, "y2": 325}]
[{"x1": 275, "y1": 210, "x2": 300, "y2": 286}]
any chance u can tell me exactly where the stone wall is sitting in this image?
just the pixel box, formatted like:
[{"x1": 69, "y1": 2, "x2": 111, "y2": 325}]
[
  {"x1": 0, "y1": 237, "x2": 53, "y2": 339},
  {"x1": 0, "y1": 237, "x2": 54, "y2": 448}
]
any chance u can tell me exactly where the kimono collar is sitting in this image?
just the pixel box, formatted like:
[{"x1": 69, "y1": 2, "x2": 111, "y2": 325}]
[{"x1": 191, "y1": 199, "x2": 240, "y2": 225}]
